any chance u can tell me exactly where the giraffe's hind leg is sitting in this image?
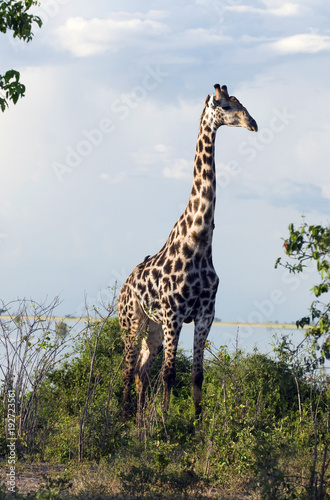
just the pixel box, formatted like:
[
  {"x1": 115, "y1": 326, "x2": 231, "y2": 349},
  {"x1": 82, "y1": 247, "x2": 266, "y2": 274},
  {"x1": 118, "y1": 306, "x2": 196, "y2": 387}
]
[
  {"x1": 122, "y1": 327, "x2": 141, "y2": 420},
  {"x1": 135, "y1": 320, "x2": 163, "y2": 428},
  {"x1": 120, "y1": 292, "x2": 149, "y2": 420}
]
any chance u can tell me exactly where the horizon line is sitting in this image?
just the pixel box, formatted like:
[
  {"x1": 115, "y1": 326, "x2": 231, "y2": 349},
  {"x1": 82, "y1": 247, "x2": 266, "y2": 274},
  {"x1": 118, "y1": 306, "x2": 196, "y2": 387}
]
[{"x1": 0, "y1": 315, "x2": 306, "y2": 329}]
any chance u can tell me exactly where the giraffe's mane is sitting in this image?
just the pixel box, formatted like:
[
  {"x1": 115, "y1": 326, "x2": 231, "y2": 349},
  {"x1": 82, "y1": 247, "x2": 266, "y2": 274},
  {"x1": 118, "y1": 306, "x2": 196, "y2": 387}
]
[{"x1": 199, "y1": 96, "x2": 211, "y2": 124}]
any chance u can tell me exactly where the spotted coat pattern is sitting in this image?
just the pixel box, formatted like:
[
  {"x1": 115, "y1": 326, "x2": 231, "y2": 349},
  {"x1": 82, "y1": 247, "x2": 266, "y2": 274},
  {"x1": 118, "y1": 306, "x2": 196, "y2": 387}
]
[{"x1": 118, "y1": 84, "x2": 258, "y2": 426}]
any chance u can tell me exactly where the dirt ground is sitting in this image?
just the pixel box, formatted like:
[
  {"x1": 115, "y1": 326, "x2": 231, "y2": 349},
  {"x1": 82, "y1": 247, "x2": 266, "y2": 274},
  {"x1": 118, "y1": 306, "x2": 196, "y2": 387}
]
[
  {"x1": 0, "y1": 461, "x2": 257, "y2": 499},
  {"x1": 0, "y1": 462, "x2": 67, "y2": 495}
]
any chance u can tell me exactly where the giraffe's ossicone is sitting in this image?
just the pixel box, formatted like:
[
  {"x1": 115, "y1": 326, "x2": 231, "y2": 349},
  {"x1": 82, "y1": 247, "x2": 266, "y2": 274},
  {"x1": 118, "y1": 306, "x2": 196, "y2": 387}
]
[{"x1": 118, "y1": 83, "x2": 258, "y2": 427}]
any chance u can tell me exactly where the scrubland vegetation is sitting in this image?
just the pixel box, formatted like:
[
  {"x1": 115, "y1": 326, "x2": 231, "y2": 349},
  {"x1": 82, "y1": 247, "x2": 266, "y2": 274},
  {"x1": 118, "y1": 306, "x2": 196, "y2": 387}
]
[
  {"x1": 1, "y1": 313, "x2": 330, "y2": 499},
  {"x1": 1, "y1": 221, "x2": 329, "y2": 499}
]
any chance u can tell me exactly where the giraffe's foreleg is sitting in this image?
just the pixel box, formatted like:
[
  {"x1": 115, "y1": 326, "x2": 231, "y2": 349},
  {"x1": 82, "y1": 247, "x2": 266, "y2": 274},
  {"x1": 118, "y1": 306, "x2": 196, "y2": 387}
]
[
  {"x1": 162, "y1": 322, "x2": 181, "y2": 414},
  {"x1": 135, "y1": 321, "x2": 163, "y2": 428},
  {"x1": 192, "y1": 314, "x2": 214, "y2": 421}
]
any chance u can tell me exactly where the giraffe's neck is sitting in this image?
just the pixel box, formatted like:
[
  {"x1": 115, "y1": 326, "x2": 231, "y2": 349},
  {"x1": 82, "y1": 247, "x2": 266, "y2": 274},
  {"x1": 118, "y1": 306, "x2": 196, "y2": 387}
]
[{"x1": 183, "y1": 111, "x2": 217, "y2": 249}]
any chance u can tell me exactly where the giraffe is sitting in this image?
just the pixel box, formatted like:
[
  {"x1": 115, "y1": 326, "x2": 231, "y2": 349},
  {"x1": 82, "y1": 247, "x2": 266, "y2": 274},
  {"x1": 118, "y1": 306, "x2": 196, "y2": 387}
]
[{"x1": 118, "y1": 83, "x2": 258, "y2": 426}]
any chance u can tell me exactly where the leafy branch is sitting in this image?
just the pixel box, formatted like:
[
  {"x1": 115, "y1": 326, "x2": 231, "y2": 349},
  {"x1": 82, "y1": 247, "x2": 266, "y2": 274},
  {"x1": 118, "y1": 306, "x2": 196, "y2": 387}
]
[
  {"x1": 275, "y1": 220, "x2": 330, "y2": 367},
  {"x1": 0, "y1": 69, "x2": 25, "y2": 110},
  {"x1": 0, "y1": 0, "x2": 42, "y2": 111}
]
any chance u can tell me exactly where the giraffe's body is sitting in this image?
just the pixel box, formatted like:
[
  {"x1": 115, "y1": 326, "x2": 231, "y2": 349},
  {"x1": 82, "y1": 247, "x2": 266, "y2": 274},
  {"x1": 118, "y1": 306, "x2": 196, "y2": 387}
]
[{"x1": 118, "y1": 84, "x2": 257, "y2": 425}]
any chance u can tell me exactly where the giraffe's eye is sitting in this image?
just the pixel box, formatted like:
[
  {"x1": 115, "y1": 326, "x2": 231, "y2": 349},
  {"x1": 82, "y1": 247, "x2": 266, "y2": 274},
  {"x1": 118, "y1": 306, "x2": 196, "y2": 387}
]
[{"x1": 222, "y1": 105, "x2": 231, "y2": 111}]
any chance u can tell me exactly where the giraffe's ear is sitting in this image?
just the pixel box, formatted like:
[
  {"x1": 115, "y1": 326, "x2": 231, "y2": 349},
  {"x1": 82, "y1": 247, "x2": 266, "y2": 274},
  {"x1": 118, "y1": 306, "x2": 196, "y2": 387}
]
[
  {"x1": 205, "y1": 94, "x2": 211, "y2": 104},
  {"x1": 229, "y1": 96, "x2": 240, "y2": 105}
]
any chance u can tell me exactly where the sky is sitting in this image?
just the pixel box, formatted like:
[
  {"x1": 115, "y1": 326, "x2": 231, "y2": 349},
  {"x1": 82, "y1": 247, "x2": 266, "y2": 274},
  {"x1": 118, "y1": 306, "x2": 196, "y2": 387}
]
[{"x1": 1, "y1": 0, "x2": 330, "y2": 327}]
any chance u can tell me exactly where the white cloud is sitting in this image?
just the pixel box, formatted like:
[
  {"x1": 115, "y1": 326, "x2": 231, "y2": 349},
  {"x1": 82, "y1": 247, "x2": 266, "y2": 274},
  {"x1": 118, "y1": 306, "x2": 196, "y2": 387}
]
[
  {"x1": 270, "y1": 33, "x2": 330, "y2": 54},
  {"x1": 54, "y1": 9, "x2": 232, "y2": 58},
  {"x1": 100, "y1": 172, "x2": 128, "y2": 184},
  {"x1": 322, "y1": 184, "x2": 330, "y2": 200},
  {"x1": 227, "y1": 2, "x2": 301, "y2": 17},
  {"x1": 154, "y1": 144, "x2": 168, "y2": 154},
  {"x1": 179, "y1": 28, "x2": 231, "y2": 48},
  {"x1": 163, "y1": 158, "x2": 191, "y2": 180},
  {"x1": 55, "y1": 11, "x2": 170, "y2": 57}
]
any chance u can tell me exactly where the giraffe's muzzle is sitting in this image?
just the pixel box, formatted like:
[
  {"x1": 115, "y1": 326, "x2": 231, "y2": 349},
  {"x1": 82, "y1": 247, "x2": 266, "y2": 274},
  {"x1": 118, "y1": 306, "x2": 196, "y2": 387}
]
[{"x1": 248, "y1": 117, "x2": 258, "y2": 132}]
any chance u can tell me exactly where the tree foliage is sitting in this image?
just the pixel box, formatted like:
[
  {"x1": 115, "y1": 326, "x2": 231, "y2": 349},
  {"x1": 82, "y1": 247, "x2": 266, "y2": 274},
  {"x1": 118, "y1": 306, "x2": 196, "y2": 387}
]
[
  {"x1": 275, "y1": 220, "x2": 330, "y2": 367},
  {"x1": 0, "y1": 0, "x2": 42, "y2": 111}
]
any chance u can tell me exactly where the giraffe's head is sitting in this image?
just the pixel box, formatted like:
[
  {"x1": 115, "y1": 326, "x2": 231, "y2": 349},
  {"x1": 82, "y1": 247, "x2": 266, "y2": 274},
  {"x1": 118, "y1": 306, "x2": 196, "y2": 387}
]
[{"x1": 203, "y1": 83, "x2": 258, "y2": 132}]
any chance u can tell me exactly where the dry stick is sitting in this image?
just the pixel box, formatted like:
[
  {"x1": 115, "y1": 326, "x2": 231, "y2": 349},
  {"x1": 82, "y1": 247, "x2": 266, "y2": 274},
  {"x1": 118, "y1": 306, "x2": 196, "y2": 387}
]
[
  {"x1": 160, "y1": 405, "x2": 169, "y2": 443},
  {"x1": 309, "y1": 387, "x2": 318, "y2": 497},
  {"x1": 0, "y1": 296, "x2": 114, "y2": 458},
  {"x1": 101, "y1": 355, "x2": 125, "y2": 452},
  {"x1": 78, "y1": 305, "x2": 114, "y2": 461},
  {"x1": 19, "y1": 327, "x2": 69, "y2": 440},
  {"x1": 78, "y1": 319, "x2": 103, "y2": 462},
  {"x1": 22, "y1": 318, "x2": 63, "y2": 445},
  {"x1": 2, "y1": 304, "x2": 45, "y2": 438},
  {"x1": 293, "y1": 365, "x2": 303, "y2": 424},
  {"x1": 0, "y1": 298, "x2": 83, "y2": 453},
  {"x1": 309, "y1": 379, "x2": 322, "y2": 497},
  {"x1": 317, "y1": 383, "x2": 330, "y2": 500},
  {"x1": 319, "y1": 443, "x2": 329, "y2": 500},
  {"x1": 145, "y1": 369, "x2": 163, "y2": 437},
  {"x1": 204, "y1": 397, "x2": 220, "y2": 476}
]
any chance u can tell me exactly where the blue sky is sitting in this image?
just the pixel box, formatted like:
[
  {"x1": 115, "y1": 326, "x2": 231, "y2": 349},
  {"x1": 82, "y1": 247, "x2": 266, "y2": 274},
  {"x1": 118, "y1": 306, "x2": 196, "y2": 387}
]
[{"x1": 1, "y1": 0, "x2": 329, "y2": 324}]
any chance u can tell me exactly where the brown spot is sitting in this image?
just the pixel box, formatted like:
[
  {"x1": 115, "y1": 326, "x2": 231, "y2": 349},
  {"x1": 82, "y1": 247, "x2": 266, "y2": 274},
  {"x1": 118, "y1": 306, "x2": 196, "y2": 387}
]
[
  {"x1": 181, "y1": 219, "x2": 187, "y2": 236},
  {"x1": 204, "y1": 206, "x2": 213, "y2": 224},
  {"x1": 156, "y1": 254, "x2": 166, "y2": 267},
  {"x1": 147, "y1": 279, "x2": 156, "y2": 296},
  {"x1": 163, "y1": 277, "x2": 171, "y2": 292},
  {"x1": 191, "y1": 231, "x2": 199, "y2": 242},
  {"x1": 142, "y1": 270, "x2": 148, "y2": 280},
  {"x1": 152, "y1": 268, "x2": 160, "y2": 283},
  {"x1": 169, "y1": 241, "x2": 180, "y2": 256},
  {"x1": 203, "y1": 153, "x2": 213, "y2": 166},
  {"x1": 202, "y1": 186, "x2": 213, "y2": 198},
  {"x1": 202, "y1": 168, "x2": 212, "y2": 180},
  {"x1": 193, "y1": 198, "x2": 200, "y2": 211},
  {"x1": 181, "y1": 284, "x2": 191, "y2": 297},
  {"x1": 174, "y1": 257, "x2": 183, "y2": 272},
  {"x1": 176, "y1": 274, "x2": 184, "y2": 285},
  {"x1": 164, "y1": 259, "x2": 173, "y2": 274},
  {"x1": 182, "y1": 243, "x2": 194, "y2": 259},
  {"x1": 137, "y1": 283, "x2": 146, "y2": 294},
  {"x1": 168, "y1": 295, "x2": 176, "y2": 309}
]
